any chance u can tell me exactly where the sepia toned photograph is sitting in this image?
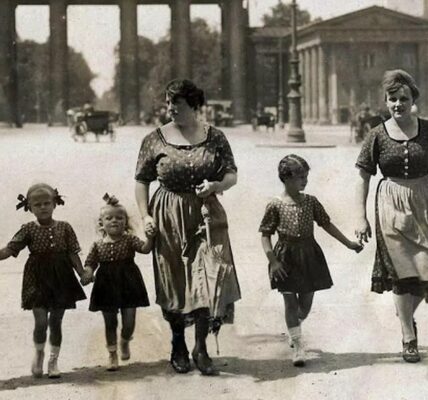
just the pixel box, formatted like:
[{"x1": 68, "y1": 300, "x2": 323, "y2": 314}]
[{"x1": 1, "y1": 0, "x2": 428, "y2": 399}]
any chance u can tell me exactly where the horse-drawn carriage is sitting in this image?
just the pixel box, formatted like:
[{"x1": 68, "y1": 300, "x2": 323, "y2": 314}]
[{"x1": 67, "y1": 108, "x2": 120, "y2": 142}]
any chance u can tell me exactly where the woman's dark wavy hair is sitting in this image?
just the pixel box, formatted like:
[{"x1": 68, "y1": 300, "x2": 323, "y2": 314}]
[
  {"x1": 382, "y1": 69, "x2": 419, "y2": 101},
  {"x1": 165, "y1": 79, "x2": 205, "y2": 110},
  {"x1": 278, "y1": 154, "x2": 310, "y2": 183}
]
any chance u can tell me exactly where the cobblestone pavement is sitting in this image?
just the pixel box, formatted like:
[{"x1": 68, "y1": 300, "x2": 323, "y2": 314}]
[{"x1": 0, "y1": 124, "x2": 427, "y2": 400}]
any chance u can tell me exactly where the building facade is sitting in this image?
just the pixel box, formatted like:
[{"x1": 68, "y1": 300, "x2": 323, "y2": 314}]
[{"x1": 249, "y1": 6, "x2": 428, "y2": 124}]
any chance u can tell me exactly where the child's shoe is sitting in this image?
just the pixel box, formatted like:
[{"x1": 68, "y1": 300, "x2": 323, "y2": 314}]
[
  {"x1": 47, "y1": 346, "x2": 61, "y2": 378},
  {"x1": 120, "y1": 337, "x2": 131, "y2": 361},
  {"x1": 402, "y1": 339, "x2": 420, "y2": 363},
  {"x1": 31, "y1": 342, "x2": 45, "y2": 378},
  {"x1": 289, "y1": 326, "x2": 306, "y2": 367},
  {"x1": 107, "y1": 345, "x2": 119, "y2": 371}
]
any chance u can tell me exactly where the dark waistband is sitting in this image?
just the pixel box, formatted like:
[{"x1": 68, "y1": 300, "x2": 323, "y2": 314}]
[{"x1": 278, "y1": 234, "x2": 314, "y2": 243}]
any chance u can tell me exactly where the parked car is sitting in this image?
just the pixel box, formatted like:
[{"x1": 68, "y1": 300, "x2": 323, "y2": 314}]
[{"x1": 206, "y1": 100, "x2": 234, "y2": 127}]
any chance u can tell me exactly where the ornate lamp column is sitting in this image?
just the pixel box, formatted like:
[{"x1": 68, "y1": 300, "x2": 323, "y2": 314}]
[
  {"x1": 277, "y1": 33, "x2": 284, "y2": 129},
  {"x1": 286, "y1": 0, "x2": 305, "y2": 142}
]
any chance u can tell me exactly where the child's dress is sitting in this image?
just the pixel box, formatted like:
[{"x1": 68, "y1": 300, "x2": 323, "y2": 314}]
[
  {"x1": 7, "y1": 220, "x2": 86, "y2": 310},
  {"x1": 259, "y1": 195, "x2": 333, "y2": 293},
  {"x1": 85, "y1": 234, "x2": 150, "y2": 312}
]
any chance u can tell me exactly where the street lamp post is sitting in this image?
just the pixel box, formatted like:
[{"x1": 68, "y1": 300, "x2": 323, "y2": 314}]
[
  {"x1": 286, "y1": 0, "x2": 305, "y2": 142},
  {"x1": 277, "y1": 34, "x2": 284, "y2": 129}
]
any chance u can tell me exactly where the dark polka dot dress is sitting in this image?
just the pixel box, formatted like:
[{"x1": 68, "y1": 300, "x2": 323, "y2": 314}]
[
  {"x1": 259, "y1": 195, "x2": 333, "y2": 293},
  {"x1": 7, "y1": 220, "x2": 86, "y2": 310},
  {"x1": 85, "y1": 234, "x2": 150, "y2": 312},
  {"x1": 135, "y1": 126, "x2": 241, "y2": 319}
]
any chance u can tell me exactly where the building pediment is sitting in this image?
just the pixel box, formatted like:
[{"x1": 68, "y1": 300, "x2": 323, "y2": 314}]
[{"x1": 305, "y1": 6, "x2": 428, "y2": 31}]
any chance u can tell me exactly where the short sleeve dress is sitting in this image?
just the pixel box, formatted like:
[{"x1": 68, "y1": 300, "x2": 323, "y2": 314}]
[
  {"x1": 135, "y1": 125, "x2": 241, "y2": 322},
  {"x1": 85, "y1": 234, "x2": 150, "y2": 312},
  {"x1": 7, "y1": 220, "x2": 86, "y2": 310},
  {"x1": 259, "y1": 195, "x2": 333, "y2": 293},
  {"x1": 356, "y1": 119, "x2": 428, "y2": 296}
]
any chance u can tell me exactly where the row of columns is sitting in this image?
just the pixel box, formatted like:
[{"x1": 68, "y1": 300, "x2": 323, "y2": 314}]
[
  {"x1": 0, "y1": 0, "x2": 248, "y2": 126},
  {"x1": 300, "y1": 45, "x2": 332, "y2": 124}
]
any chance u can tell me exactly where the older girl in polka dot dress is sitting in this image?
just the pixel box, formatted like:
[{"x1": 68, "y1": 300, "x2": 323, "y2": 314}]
[
  {"x1": 0, "y1": 183, "x2": 86, "y2": 379},
  {"x1": 81, "y1": 194, "x2": 152, "y2": 371},
  {"x1": 259, "y1": 155, "x2": 362, "y2": 367}
]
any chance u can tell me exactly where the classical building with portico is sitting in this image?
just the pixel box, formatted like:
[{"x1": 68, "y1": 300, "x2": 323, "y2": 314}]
[{"x1": 249, "y1": 6, "x2": 428, "y2": 124}]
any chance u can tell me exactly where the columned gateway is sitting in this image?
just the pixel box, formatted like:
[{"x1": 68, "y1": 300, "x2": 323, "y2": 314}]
[{"x1": 0, "y1": 0, "x2": 249, "y2": 126}]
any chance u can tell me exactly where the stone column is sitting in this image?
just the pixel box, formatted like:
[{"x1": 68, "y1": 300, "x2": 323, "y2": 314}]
[
  {"x1": 299, "y1": 50, "x2": 305, "y2": 120},
  {"x1": 310, "y1": 46, "x2": 319, "y2": 123},
  {"x1": 49, "y1": 0, "x2": 68, "y2": 126},
  {"x1": 0, "y1": 1, "x2": 20, "y2": 127},
  {"x1": 170, "y1": 0, "x2": 191, "y2": 79},
  {"x1": 318, "y1": 45, "x2": 329, "y2": 124},
  {"x1": 329, "y1": 47, "x2": 338, "y2": 124},
  {"x1": 418, "y1": 43, "x2": 428, "y2": 116},
  {"x1": 120, "y1": 0, "x2": 140, "y2": 125},
  {"x1": 228, "y1": 0, "x2": 247, "y2": 123},
  {"x1": 303, "y1": 48, "x2": 311, "y2": 122},
  {"x1": 220, "y1": 0, "x2": 231, "y2": 98}
]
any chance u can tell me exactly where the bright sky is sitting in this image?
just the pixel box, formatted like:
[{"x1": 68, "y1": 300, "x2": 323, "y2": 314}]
[{"x1": 15, "y1": 0, "x2": 424, "y2": 96}]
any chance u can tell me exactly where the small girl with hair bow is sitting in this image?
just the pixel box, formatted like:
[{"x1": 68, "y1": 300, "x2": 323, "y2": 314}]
[
  {"x1": 80, "y1": 194, "x2": 152, "y2": 371},
  {"x1": 0, "y1": 183, "x2": 86, "y2": 379},
  {"x1": 259, "y1": 155, "x2": 363, "y2": 367}
]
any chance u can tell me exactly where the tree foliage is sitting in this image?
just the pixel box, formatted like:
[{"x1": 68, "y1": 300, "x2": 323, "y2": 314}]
[
  {"x1": 107, "y1": 18, "x2": 222, "y2": 118},
  {"x1": 17, "y1": 40, "x2": 96, "y2": 123},
  {"x1": 262, "y1": 1, "x2": 315, "y2": 28}
]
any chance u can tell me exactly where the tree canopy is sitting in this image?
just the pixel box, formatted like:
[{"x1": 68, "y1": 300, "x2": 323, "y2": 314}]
[
  {"x1": 104, "y1": 18, "x2": 222, "y2": 118},
  {"x1": 17, "y1": 40, "x2": 96, "y2": 123},
  {"x1": 262, "y1": 1, "x2": 317, "y2": 28}
]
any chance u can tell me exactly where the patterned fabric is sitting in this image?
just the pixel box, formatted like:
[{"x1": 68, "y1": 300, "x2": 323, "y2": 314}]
[
  {"x1": 135, "y1": 125, "x2": 237, "y2": 192},
  {"x1": 6, "y1": 220, "x2": 85, "y2": 310},
  {"x1": 259, "y1": 195, "x2": 331, "y2": 238},
  {"x1": 86, "y1": 234, "x2": 150, "y2": 312},
  {"x1": 7, "y1": 221, "x2": 80, "y2": 256},
  {"x1": 356, "y1": 120, "x2": 428, "y2": 295},
  {"x1": 259, "y1": 195, "x2": 333, "y2": 293},
  {"x1": 85, "y1": 234, "x2": 148, "y2": 270},
  {"x1": 135, "y1": 126, "x2": 240, "y2": 322},
  {"x1": 356, "y1": 119, "x2": 428, "y2": 179}
]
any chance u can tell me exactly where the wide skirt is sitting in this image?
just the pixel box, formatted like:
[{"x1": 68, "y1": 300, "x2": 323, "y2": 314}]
[
  {"x1": 22, "y1": 252, "x2": 86, "y2": 310},
  {"x1": 372, "y1": 176, "x2": 428, "y2": 295},
  {"x1": 150, "y1": 188, "x2": 241, "y2": 322},
  {"x1": 89, "y1": 258, "x2": 149, "y2": 312},
  {"x1": 270, "y1": 236, "x2": 333, "y2": 293}
]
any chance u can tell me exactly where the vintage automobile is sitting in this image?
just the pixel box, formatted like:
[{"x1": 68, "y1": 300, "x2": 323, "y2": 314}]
[
  {"x1": 251, "y1": 109, "x2": 276, "y2": 131},
  {"x1": 206, "y1": 100, "x2": 234, "y2": 127},
  {"x1": 67, "y1": 108, "x2": 120, "y2": 142}
]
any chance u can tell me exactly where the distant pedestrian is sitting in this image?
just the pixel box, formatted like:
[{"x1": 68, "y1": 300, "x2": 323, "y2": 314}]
[
  {"x1": 80, "y1": 194, "x2": 152, "y2": 371},
  {"x1": 259, "y1": 155, "x2": 362, "y2": 367},
  {"x1": 0, "y1": 183, "x2": 86, "y2": 378}
]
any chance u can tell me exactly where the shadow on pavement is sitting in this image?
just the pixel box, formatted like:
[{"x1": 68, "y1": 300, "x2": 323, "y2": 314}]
[
  {"x1": 2, "y1": 347, "x2": 427, "y2": 389},
  {"x1": 0, "y1": 359, "x2": 170, "y2": 391},
  {"x1": 215, "y1": 346, "x2": 426, "y2": 382}
]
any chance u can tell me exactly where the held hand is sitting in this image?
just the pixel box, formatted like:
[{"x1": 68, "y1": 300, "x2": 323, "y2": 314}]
[
  {"x1": 270, "y1": 259, "x2": 288, "y2": 281},
  {"x1": 348, "y1": 240, "x2": 364, "y2": 253},
  {"x1": 195, "y1": 179, "x2": 217, "y2": 198},
  {"x1": 80, "y1": 268, "x2": 94, "y2": 286},
  {"x1": 355, "y1": 218, "x2": 372, "y2": 244},
  {"x1": 143, "y1": 215, "x2": 157, "y2": 238}
]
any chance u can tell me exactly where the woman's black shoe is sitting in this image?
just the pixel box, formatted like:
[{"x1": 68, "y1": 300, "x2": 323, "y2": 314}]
[
  {"x1": 192, "y1": 350, "x2": 216, "y2": 375},
  {"x1": 170, "y1": 349, "x2": 190, "y2": 373}
]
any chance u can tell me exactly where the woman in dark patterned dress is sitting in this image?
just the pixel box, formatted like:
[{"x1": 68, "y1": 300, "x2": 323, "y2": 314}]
[
  {"x1": 0, "y1": 183, "x2": 86, "y2": 379},
  {"x1": 135, "y1": 79, "x2": 241, "y2": 375},
  {"x1": 355, "y1": 69, "x2": 428, "y2": 363}
]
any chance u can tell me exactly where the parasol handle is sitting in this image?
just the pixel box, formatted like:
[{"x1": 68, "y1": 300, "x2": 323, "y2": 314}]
[{"x1": 201, "y1": 203, "x2": 212, "y2": 247}]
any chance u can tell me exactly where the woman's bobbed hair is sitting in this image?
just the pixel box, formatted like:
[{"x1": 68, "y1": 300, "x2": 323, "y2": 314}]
[
  {"x1": 278, "y1": 154, "x2": 310, "y2": 183},
  {"x1": 165, "y1": 79, "x2": 205, "y2": 110},
  {"x1": 382, "y1": 69, "x2": 419, "y2": 101}
]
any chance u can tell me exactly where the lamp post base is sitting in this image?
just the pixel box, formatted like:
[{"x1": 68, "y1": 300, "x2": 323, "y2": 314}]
[{"x1": 286, "y1": 127, "x2": 306, "y2": 143}]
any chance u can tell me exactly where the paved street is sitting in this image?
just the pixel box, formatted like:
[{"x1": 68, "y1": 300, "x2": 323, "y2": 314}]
[{"x1": 0, "y1": 124, "x2": 427, "y2": 400}]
